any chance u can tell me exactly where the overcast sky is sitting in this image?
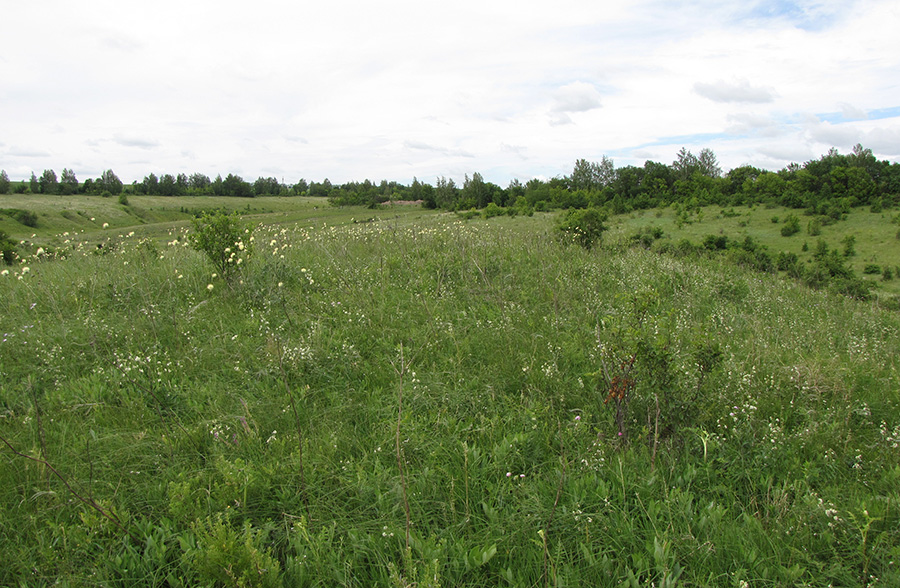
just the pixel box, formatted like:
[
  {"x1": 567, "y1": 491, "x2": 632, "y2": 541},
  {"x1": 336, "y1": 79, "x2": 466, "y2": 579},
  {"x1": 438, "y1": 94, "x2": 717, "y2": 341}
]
[{"x1": 2, "y1": 0, "x2": 899, "y2": 186}]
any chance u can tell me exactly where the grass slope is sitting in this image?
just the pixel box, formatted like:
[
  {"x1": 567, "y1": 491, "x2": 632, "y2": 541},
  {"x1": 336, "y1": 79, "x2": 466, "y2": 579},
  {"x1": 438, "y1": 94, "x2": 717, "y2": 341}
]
[{"x1": 1, "y1": 203, "x2": 899, "y2": 586}]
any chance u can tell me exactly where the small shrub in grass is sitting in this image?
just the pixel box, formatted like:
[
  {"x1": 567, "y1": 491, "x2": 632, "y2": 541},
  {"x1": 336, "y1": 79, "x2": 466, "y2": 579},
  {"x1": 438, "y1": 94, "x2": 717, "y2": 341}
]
[
  {"x1": 780, "y1": 214, "x2": 800, "y2": 236},
  {"x1": 14, "y1": 209, "x2": 38, "y2": 227},
  {"x1": 0, "y1": 230, "x2": 17, "y2": 264},
  {"x1": 482, "y1": 202, "x2": 505, "y2": 218},
  {"x1": 556, "y1": 206, "x2": 607, "y2": 249},
  {"x1": 863, "y1": 264, "x2": 882, "y2": 275},
  {"x1": 808, "y1": 218, "x2": 822, "y2": 236},
  {"x1": 189, "y1": 211, "x2": 254, "y2": 279},
  {"x1": 183, "y1": 513, "x2": 282, "y2": 587},
  {"x1": 118, "y1": 192, "x2": 129, "y2": 206}
]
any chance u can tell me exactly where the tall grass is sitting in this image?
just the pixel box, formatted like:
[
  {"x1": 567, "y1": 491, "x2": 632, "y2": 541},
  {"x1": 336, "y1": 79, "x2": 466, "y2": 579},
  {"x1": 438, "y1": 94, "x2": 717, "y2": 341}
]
[{"x1": 1, "y1": 211, "x2": 898, "y2": 586}]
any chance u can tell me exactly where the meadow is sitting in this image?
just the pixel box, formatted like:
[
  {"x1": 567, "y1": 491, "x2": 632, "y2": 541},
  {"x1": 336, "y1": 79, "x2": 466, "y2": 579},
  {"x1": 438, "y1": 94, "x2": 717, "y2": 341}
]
[{"x1": 1, "y1": 195, "x2": 899, "y2": 587}]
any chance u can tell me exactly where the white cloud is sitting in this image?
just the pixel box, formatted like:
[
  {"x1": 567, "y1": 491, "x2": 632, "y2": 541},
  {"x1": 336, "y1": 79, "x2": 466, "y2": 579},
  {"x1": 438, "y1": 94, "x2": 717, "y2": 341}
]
[
  {"x1": 0, "y1": 0, "x2": 898, "y2": 183},
  {"x1": 694, "y1": 79, "x2": 775, "y2": 103}
]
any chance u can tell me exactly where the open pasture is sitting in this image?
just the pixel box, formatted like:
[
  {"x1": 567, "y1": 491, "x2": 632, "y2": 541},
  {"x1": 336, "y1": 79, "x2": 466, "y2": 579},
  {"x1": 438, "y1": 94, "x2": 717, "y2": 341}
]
[{"x1": 1, "y1": 199, "x2": 899, "y2": 586}]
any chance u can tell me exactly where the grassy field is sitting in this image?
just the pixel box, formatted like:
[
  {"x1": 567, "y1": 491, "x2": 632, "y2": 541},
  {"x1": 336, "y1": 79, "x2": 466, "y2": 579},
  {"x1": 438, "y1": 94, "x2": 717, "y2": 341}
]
[
  {"x1": 1, "y1": 197, "x2": 899, "y2": 586},
  {"x1": 608, "y1": 204, "x2": 900, "y2": 297}
]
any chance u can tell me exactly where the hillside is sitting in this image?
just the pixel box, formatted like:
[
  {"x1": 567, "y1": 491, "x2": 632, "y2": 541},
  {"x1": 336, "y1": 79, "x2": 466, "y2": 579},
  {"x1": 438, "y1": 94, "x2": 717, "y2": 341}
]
[{"x1": 1, "y1": 199, "x2": 898, "y2": 586}]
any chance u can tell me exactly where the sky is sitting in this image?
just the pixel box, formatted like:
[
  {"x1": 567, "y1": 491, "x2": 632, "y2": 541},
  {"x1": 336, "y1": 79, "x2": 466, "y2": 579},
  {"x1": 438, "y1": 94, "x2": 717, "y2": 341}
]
[{"x1": 1, "y1": 0, "x2": 899, "y2": 187}]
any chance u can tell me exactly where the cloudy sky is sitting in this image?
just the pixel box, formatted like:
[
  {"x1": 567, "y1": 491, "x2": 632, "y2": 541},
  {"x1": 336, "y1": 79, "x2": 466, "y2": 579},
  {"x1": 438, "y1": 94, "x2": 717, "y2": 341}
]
[{"x1": 2, "y1": 0, "x2": 899, "y2": 186}]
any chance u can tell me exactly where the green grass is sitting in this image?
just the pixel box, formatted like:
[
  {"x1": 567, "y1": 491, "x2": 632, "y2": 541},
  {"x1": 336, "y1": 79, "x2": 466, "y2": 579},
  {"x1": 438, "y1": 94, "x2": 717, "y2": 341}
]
[
  {"x1": 1, "y1": 200, "x2": 899, "y2": 586},
  {"x1": 609, "y1": 204, "x2": 900, "y2": 296}
]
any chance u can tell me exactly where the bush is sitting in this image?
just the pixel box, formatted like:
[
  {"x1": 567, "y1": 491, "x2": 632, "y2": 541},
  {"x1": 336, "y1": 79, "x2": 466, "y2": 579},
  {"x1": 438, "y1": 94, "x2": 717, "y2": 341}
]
[
  {"x1": 556, "y1": 207, "x2": 607, "y2": 249},
  {"x1": 189, "y1": 211, "x2": 254, "y2": 278},
  {"x1": 702, "y1": 234, "x2": 728, "y2": 250},
  {"x1": 0, "y1": 230, "x2": 17, "y2": 265},
  {"x1": 808, "y1": 218, "x2": 822, "y2": 236},
  {"x1": 780, "y1": 214, "x2": 800, "y2": 236},
  {"x1": 863, "y1": 264, "x2": 882, "y2": 275},
  {"x1": 482, "y1": 202, "x2": 506, "y2": 218},
  {"x1": 118, "y1": 193, "x2": 129, "y2": 206}
]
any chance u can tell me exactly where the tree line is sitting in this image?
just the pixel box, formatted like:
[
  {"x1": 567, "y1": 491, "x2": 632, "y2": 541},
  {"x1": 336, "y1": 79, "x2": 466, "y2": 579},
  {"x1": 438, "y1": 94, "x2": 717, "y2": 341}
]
[{"x1": 3, "y1": 144, "x2": 899, "y2": 215}]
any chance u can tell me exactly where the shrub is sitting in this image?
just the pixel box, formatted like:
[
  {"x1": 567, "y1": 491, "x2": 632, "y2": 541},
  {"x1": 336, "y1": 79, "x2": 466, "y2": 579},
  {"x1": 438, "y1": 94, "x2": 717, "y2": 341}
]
[
  {"x1": 629, "y1": 226, "x2": 664, "y2": 249},
  {"x1": 863, "y1": 264, "x2": 882, "y2": 275},
  {"x1": 189, "y1": 211, "x2": 254, "y2": 278},
  {"x1": 808, "y1": 218, "x2": 822, "y2": 236},
  {"x1": 0, "y1": 230, "x2": 17, "y2": 265},
  {"x1": 702, "y1": 234, "x2": 728, "y2": 250},
  {"x1": 555, "y1": 207, "x2": 607, "y2": 249},
  {"x1": 780, "y1": 214, "x2": 800, "y2": 236},
  {"x1": 482, "y1": 202, "x2": 505, "y2": 218},
  {"x1": 14, "y1": 209, "x2": 38, "y2": 227},
  {"x1": 118, "y1": 192, "x2": 129, "y2": 206}
]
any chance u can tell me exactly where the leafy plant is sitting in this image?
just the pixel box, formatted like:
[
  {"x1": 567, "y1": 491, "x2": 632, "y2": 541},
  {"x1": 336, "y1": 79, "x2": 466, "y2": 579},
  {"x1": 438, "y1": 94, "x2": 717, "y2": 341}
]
[
  {"x1": 0, "y1": 230, "x2": 17, "y2": 264},
  {"x1": 556, "y1": 207, "x2": 607, "y2": 249},
  {"x1": 189, "y1": 211, "x2": 254, "y2": 278}
]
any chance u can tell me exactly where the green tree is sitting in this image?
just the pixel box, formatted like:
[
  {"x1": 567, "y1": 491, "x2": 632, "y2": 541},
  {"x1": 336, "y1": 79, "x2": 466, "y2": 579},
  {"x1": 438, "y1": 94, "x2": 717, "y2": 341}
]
[
  {"x1": 39, "y1": 169, "x2": 59, "y2": 194},
  {"x1": 291, "y1": 178, "x2": 308, "y2": 195},
  {"x1": 60, "y1": 168, "x2": 78, "y2": 194},
  {"x1": 434, "y1": 176, "x2": 458, "y2": 209},
  {"x1": 189, "y1": 173, "x2": 211, "y2": 193},
  {"x1": 29, "y1": 172, "x2": 39, "y2": 193},
  {"x1": 697, "y1": 148, "x2": 721, "y2": 178},
  {"x1": 223, "y1": 173, "x2": 254, "y2": 197},
  {"x1": 570, "y1": 156, "x2": 614, "y2": 191},
  {"x1": 141, "y1": 173, "x2": 159, "y2": 195},
  {"x1": 461, "y1": 172, "x2": 490, "y2": 208},
  {"x1": 159, "y1": 173, "x2": 177, "y2": 196},
  {"x1": 99, "y1": 169, "x2": 124, "y2": 195},
  {"x1": 0, "y1": 170, "x2": 10, "y2": 194}
]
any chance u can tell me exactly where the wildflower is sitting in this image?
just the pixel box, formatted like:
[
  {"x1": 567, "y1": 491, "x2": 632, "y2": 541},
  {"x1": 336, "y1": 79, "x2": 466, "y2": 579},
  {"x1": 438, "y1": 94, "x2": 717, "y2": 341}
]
[
  {"x1": 278, "y1": 282, "x2": 283, "y2": 288},
  {"x1": 207, "y1": 284, "x2": 214, "y2": 291},
  {"x1": 102, "y1": 223, "x2": 109, "y2": 228},
  {"x1": 21, "y1": 267, "x2": 30, "y2": 274},
  {"x1": 506, "y1": 472, "x2": 512, "y2": 477},
  {"x1": 35, "y1": 247, "x2": 44, "y2": 256},
  {"x1": 1, "y1": 270, "x2": 8, "y2": 276}
]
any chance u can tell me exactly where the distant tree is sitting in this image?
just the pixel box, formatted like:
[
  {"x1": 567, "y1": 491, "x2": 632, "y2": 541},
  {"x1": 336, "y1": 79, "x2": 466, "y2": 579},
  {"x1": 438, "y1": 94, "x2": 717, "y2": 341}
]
[
  {"x1": 142, "y1": 173, "x2": 159, "y2": 195},
  {"x1": 672, "y1": 148, "x2": 699, "y2": 182},
  {"x1": 189, "y1": 173, "x2": 211, "y2": 193},
  {"x1": 176, "y1": 173, "x2": 189, "y2": 194},
  {"x1": 99, "y1": 169, "x2": 124, "y2": 195},
  {"x1": 29, "y1": 172, "x2": 39, "y2": 193},
  {"x1": 697, "y1": 148, "x2": 722, "y2": 178},
  {"x1": 253, "y1": 176, "x2": 281, "y2": 196},
  {"x1": 570, "y1": 156, "x2": 615, "y2": 191},
  {"x1": 308, "y1": 179, "x2": 333, "y2": 197},
  {"x1": 0, "y1": 170, "x2": 10, "y2": 194},
  {"x1": 211, "y1": 174, "x2": 226, "y2": 196},
  {"x1": 434, "y1": 176, "x2": 459, "y2": 209},
  {"x1": 461, "y1": 172, "x2": 490, "y2": 208},
  {"x1": 39, "y1": 169, "x2": 59, "y2": 194},
  {"x1": 292, "y1": 178, "x2": 308, "y2": 195},
  {"x1": 60, "y1": 168, "x2": 78, "y2": 194},
  {"x1": 223, "y1": 173, "x2": 253, "y2": 197},
  {"x1": 158, "y1": 173, "x2": 177, "y2": 196}
]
